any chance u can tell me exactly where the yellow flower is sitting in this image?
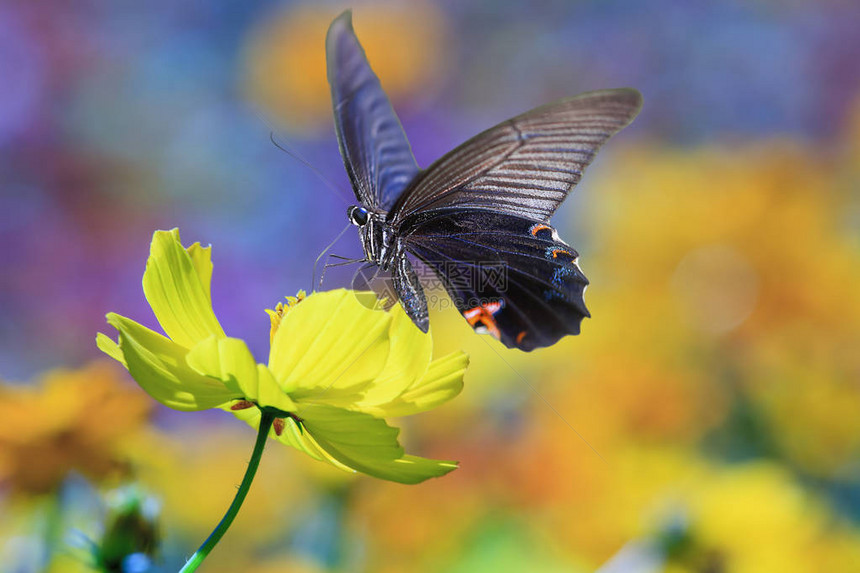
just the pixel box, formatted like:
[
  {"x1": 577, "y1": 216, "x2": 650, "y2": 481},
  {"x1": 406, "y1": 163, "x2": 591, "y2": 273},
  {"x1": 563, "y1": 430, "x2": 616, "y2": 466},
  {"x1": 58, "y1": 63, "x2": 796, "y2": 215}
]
[
  {"x1": 0, "y1": 362, "x2": 151, "y2": 496},
  {"x1": 97, "y1": 229, "x2": 467, "y2": 484}
]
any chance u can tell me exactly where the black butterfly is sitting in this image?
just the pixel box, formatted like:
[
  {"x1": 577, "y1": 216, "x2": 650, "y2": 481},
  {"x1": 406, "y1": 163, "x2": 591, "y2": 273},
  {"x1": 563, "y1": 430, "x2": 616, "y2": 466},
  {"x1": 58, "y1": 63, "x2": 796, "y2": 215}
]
[{"x1": 327, "y1": 11, "x2": 642, "y2": 351}]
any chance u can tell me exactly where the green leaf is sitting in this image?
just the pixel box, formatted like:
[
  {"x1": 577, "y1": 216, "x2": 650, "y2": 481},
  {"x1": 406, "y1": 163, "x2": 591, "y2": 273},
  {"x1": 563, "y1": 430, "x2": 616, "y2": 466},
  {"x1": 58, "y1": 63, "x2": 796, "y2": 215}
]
[
  {"x1": 142, "y1": 229, "x2": 225, "y2": 349},
  {"x1": 105, "y1": 313, "x2": 240, "y2": 411}
]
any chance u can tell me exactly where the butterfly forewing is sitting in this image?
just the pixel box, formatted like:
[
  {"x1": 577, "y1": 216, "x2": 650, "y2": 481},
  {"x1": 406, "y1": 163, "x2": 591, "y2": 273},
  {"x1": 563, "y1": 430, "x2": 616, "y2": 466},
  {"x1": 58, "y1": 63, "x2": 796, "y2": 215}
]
[
  {"x1": 389, "y1": 89, "x2": 642, "y2": 223},
  {"x1": 326, "y1": 11, "x2": 419, "y2": 211}
]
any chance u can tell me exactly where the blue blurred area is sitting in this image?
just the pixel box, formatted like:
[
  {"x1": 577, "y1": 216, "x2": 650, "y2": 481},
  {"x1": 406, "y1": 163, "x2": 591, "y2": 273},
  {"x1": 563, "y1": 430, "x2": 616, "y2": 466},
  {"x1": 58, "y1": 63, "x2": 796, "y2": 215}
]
[{"x1": 1, "y1": 0, "x2": 859, "y2": 380}]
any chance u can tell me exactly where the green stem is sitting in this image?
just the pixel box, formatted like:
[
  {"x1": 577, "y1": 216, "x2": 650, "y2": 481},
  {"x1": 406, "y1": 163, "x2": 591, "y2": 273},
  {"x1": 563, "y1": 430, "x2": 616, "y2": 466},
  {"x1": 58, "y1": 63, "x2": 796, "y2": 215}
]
[{"x1": 179, "y1": 411, "x2": 276, "y2": 573}]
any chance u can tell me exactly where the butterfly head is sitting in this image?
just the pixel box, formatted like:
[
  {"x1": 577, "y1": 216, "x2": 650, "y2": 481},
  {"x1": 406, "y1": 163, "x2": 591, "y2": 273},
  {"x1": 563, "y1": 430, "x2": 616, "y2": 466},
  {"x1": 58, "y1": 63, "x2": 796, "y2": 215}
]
[
  {"x1": 347, "y1": 206, "x2": 398, "y2": 270},
  {"x1": 347, "y1": 205, "x2": 369, "y2": 227}
]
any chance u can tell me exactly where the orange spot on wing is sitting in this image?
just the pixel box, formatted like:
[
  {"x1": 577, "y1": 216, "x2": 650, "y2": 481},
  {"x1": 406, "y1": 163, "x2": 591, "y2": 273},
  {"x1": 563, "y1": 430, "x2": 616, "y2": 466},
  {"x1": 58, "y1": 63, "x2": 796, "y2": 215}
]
[
  {"x1": 516, "y1": 330, "x2": 527, "y2": 344},
  {"x1": 463, "y1": 301, "x2": 503, "y2": 340},
  {"x1": 551, "y1": 249, "x2": 573, "y2": 259},
  {"x1": 530, "y1": 223, "x2": 552, "y2": 237}
]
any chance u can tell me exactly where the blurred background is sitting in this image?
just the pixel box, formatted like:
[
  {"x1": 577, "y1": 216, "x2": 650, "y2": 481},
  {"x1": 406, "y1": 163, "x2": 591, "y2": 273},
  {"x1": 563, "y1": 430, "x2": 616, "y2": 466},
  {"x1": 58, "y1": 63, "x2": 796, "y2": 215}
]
[{"x1": 1, "y1": 0, "x2": 860, "y2": 571}]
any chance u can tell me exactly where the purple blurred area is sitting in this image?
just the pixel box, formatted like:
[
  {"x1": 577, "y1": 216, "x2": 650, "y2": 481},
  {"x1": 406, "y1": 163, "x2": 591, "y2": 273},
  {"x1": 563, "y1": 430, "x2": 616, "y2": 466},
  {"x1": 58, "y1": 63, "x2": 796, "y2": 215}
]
[{"x1": 2, "y1": 0, "x2": 859, "y2": 380}]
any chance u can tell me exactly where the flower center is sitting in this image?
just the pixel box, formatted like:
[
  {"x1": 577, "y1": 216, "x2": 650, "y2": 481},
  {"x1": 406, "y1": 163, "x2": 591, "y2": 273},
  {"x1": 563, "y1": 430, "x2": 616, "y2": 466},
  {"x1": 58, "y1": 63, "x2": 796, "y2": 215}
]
[{"x1": 266, "y1": 290, "x2": 307, "y2": 343}]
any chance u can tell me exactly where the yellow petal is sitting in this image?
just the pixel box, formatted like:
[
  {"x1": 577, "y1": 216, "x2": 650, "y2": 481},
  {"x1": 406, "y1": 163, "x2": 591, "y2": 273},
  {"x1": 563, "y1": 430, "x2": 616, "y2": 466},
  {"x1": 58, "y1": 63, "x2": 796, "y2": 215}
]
[
  {"x1": 254, "y1": 364, "x2": 297, "y2": 413},
  {"x1": 384, "y1": 455, "x2": 459, "y2": 483},
  {"x1": 186, "y1": 336, "x2": 296, "y2": 413},
  {"x1": 356, "y1": 305, "x2": 434, "y2": 407},
  {"x1": 225, "y1": 403, "x2": 352, "y2": 470},
  {"x1": 105, "y1": 313, "x2": 240, "y2": 411},
  {"x1": 299, "y1": 404, "x2": 457, "y2": 484},
  {"x1": 142, "y1": 229, "x2": 225, "y2": 348},
  {"x1": 187, "y1": 242, "x2": 214, "y2": 301},
  {"x1": 370, "y1": 351, "x2": 468, "y2": 418},
  {"x1": 96, "y1": 332, "x2": 126, "y2": 366},
  {"x1": 231, "y1": 404, "x2": 458, "y2": 482},
  {"x1": 183, "y1": 336, "x2": 248, "y2": 397},
  {"x1": 268, "y1": 290, "x2": 391, "y2": 398}
]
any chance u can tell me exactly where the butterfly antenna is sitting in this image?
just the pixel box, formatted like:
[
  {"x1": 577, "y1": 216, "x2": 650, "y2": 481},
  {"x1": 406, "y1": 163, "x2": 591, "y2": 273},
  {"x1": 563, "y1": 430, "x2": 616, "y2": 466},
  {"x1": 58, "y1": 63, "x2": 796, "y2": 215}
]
[
  {"x1": 267, "y1": 132, "x2": 353, "y2": 205},
  {"x1": 252, "y1": 108, "x2": 354, "y2": 205},
  {"x1": 311, "y1": 223, "x2": 354, "y2": 291}
]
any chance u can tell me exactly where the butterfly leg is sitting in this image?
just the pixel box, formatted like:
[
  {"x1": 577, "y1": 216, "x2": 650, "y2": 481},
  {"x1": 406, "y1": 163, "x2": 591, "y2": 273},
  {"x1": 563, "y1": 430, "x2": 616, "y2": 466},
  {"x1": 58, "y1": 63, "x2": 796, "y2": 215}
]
[
  {"x1": 317, "y1": 254, "x2": 365, "y2": 289},
  {"x1": 392, "y1": 254, "x2": 429, "y2": 333}
]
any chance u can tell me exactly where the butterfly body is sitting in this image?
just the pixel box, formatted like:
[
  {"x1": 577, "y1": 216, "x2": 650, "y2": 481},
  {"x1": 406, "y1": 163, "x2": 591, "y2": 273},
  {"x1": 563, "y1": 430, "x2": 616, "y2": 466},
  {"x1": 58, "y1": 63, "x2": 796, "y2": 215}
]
[{"x1": 327, "y1": 11, "x2": 642, "y2": 351}]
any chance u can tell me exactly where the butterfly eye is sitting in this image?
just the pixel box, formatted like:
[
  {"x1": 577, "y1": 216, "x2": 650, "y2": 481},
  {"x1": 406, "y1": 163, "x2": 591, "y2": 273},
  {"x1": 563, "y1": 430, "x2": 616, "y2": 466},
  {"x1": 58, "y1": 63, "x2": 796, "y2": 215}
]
[{"x1": 348, "y1": 206, "x2": 369, "y2": 226}]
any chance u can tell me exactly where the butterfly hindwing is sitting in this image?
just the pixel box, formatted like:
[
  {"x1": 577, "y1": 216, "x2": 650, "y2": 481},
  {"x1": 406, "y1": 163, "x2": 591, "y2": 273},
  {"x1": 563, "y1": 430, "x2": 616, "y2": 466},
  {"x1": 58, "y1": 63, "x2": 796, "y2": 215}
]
[
  {"x1": 402, "y1": 209, "x2": 589, "y2": 351},
  {"x1": 326, "y1": 11, "x2": 419, "y2": 211}
]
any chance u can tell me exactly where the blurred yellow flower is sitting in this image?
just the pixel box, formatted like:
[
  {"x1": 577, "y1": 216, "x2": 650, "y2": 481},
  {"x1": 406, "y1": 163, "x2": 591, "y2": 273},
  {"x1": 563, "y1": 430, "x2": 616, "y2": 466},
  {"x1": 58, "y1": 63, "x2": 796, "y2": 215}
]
[
  {"x1": 580, "y1": 141, "x2": 860, "y2": 476},
  {"x1": 350, "y1": 470, "x2": 487, "y2": 573},
  {"x1": 44, "y1": 555, "x2": 95, "y2": 573},
  {"x1": 548, "y1": 356, "x2": 728, "y2": 448},
  {"x1": 0, "y1": 362, "x2": 151, "y2": 496},
  {"x1": 98, "y1": 229, "x2": 468, "y2": 483},
  {"x1": 661, "y1": 463, "x2": 860, "y2": 572},
  {"x1": 586, "y1": 141, "x2": 860, "y2": 344},
  {"x1": 243, "y1": 1, "x2": 447, "y2": 134},
  {"x1": 745, "y1": 331, "x2": 860, "y2": 477}
]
